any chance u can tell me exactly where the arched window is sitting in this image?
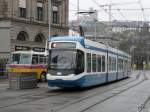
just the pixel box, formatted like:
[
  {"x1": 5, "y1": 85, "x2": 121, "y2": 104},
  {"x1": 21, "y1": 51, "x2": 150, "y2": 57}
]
[
  {"x1": 17, "y1": 31, "x2": 28, "y2": 41},
  {"x1": 35, "y1": 33, "x2": 45, "y2": 42}
]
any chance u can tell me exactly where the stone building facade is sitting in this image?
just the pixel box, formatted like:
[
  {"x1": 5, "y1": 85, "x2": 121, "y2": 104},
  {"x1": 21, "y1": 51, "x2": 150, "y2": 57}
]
[{"x1": 0, "y1": 0, "x2": 69, "y2": 71}]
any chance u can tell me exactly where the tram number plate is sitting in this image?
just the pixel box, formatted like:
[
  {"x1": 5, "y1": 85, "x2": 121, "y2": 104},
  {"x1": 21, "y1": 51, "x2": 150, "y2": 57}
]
[{"x1": 57, "y1": 72, "x2": 62, "y2": 76}]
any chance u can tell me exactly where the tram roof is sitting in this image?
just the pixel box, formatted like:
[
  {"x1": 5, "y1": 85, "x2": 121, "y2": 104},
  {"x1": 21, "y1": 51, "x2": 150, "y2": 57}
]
[
  {"x1": 49, "y1": 36, "x2": 130, "y2": 58},
  {"x1": 49, "y1": 36, "x2": 85, "y2": 46}
]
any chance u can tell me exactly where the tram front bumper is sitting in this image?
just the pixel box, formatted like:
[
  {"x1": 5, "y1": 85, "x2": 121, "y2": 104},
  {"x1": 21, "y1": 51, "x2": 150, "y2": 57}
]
[{"x1": 47, "y1": 74, "x2": 84, "y2": 88}]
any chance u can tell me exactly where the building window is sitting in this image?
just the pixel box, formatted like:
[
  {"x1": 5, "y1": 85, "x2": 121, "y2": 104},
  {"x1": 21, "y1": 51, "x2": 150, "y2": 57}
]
[
  {"x1": 52, "y1": 6, "x2": 59, "y2": 24},
  {"x1": 17, "y1": 31, "x2": 28, "y2": 41},
  {"x1": 19, "y1": 8, "x2": 26, "y2": 18},
  {"x1": 35, "y1": 33, "x2": 45, "y2": 42},
  {"x1": 37, "y1": 1, "x2": 43, "y2": 21},
  {"x1": 19, "y1": 0, "x2": 27, "y2": 18}
]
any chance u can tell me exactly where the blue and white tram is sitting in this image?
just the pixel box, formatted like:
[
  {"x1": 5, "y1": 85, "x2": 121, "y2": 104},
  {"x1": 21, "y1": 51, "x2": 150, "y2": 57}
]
[{"x1": 47, "y1": 36, "x2": 131, "y2": 88}]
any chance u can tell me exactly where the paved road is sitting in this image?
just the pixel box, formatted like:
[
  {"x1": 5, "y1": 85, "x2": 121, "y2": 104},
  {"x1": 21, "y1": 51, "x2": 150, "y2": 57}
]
[{"x1": 0, "y1": 71, "x2": 149, "y2": 112}]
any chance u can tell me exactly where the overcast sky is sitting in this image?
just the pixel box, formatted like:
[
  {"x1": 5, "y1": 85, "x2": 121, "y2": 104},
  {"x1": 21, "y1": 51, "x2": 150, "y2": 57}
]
[{"x1": 69, "y1": 0, "x2": 150, "y2": 21}]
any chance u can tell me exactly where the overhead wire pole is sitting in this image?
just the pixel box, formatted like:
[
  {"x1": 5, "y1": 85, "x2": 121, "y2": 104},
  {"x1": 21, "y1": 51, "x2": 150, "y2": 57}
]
[
  {"x1": 139, "y1": 0, "x2": 146, "y2": 21},
  {"x1": 109, "y1": 1, "x2": 112, "y2": 24},
  {"x1": 48, "y1": 0, "x2": 51, "y2": 40},
  {"x1": 77, "y1": 0, "x2": 80, "y2": 27}
]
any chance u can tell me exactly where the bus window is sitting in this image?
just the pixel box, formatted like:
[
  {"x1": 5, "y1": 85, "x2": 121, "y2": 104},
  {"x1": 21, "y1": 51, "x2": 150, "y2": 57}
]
[
  {"x1": 39, "y1": 55, "x2": 47, "y2": 64},
  {"x1": 87, "y1": 53, "x2": 91, "y2": 73},
  {"x1": 32, "y1": 55, "x2": 38, "y2": 64},
  {"x1": 20, "y1": 54, "x2": 31, "y2": 64},
  {"x1": 11, "y1": 54, "x2": 20, "y2": 64}
]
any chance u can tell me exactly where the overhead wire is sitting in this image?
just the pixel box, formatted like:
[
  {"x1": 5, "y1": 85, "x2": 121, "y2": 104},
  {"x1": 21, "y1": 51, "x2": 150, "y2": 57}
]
[
  {"x1": 138, "y1": 0, "x2": 146, "y2": 21},
  {"x1": 91, "y1": 0, "x2": 117, "y2": 20}
]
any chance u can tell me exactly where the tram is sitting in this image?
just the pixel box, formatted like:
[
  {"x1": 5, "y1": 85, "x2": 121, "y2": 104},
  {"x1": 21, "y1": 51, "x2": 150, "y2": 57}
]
[
  {"x1": 9, "y1": 50, "x2": 48, "y2": 82},
  {"x1": 47, "y1": 36, "x2": 131, "y2": 87}
]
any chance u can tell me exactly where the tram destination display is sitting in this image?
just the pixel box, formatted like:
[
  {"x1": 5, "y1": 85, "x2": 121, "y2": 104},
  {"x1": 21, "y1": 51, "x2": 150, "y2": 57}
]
[{"x1": 51, "y1": 42, "x2": 76, "y2": 48}]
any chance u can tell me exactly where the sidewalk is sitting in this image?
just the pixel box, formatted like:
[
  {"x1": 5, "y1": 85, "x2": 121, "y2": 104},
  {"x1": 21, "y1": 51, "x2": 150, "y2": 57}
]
[{"x1": 84, "y1": 70, "x2": 150, "y2": 112}]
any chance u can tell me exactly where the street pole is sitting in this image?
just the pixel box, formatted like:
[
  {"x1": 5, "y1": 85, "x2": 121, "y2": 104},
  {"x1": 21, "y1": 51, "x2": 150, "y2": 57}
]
[
  {"x1": 45, "y1": 0, "x2": 51, "y2": 56},
  {"x1": 94, "y1": 19, "x2": 97, "y2": 41},
  {"x1": 48, "y1": 0, "x2": 51, "y2": 41}
]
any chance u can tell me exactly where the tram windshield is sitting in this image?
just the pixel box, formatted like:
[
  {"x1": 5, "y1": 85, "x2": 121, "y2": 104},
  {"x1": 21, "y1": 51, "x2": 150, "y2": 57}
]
[
  {"x1": 49, "y1": 49, "x2": 84, "y2": 75},
  {"x1": 11, "y1": 53, "x2": 31, "y2": 64}
]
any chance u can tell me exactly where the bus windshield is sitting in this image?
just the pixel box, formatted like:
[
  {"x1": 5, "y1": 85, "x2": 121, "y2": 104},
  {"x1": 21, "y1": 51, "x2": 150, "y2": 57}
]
[
  {"x1": 11, "y1": 53, "x2": 31, "y2": 64},
  {"x1": 50, "y1": 49, "x2": 76, "y2": 69}
]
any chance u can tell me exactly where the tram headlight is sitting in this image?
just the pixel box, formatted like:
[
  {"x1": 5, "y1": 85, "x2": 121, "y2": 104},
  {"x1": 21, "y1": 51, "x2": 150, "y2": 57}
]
[{"x1": 51, "y1": 43, "x2": 57, "y2": 48}]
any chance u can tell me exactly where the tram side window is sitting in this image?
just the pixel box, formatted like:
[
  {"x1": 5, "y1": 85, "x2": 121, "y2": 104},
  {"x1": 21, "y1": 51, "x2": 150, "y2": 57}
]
[
  {"x1": 118, "y1": 59, "x2": 123, "y2": 71},
  {"x1": 97, "y1": 55, "x2": 101, "y2": 72},
  {"x1": 32, "y1": 55, "x2": 38, "y2": 64},
  {"x1": 109, "y1": 57, "x2": 117, "y2": 72},
  {"x1": 87, "y1": 53, "x2": 91, "y2": 73},
  {"x1": 118, "y1": 59, "x2": 121, "y2": 71},
  {"x1": 114, "y1": 58, "x2": 117, "y2": 71},
  {"x1": 92, "y1": 54, "x2": 96, "y2": 72},
  {"x1": 76, "y1": 50, "x2": 84, "y2": 74},
  {"x1": 121, "y1": 60, "x2": 123, "y2": 70},
  {"x1": 112, "y1": 58, "x2": 116, "y2": 71},
  {"x1": 102, "y1": 56, "x2": 105, "y2": 72},
  {"x1": 109, "y1": 57, "x2": 112, "y2": 71}
]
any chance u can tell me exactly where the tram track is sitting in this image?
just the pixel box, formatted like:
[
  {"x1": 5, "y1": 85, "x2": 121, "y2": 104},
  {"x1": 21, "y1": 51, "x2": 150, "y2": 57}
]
[
  {"x1": 49, "y1": 71, "x2": 146, "y2": 112},
  {"x1": 0, "y1": 71, "x2": 142, "y2": 111},
  {"x1": 81, "y1": 74, "x2": 147, "y2": 112},
  {"x1": 0, "y1": 91, "x2": 63, "y2": 109}
]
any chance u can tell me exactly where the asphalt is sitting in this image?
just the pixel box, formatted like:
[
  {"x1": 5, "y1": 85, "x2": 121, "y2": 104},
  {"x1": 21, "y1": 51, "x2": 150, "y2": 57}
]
[{"x1": 0, "y1": 71, "x2": 150, "y2": 112}]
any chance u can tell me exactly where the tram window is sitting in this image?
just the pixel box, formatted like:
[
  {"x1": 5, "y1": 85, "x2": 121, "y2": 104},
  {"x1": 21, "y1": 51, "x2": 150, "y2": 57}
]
[
  {"x1": 118, "y1": 59, "x2": 123, "y2": 71},
  {"x1": 97, "y1": 55, "x2": 101, "y2": 72},
  {"x1": 114, "y1": 58, "x2": 116, "y2": 71},
  {"x1": 102, "y1": 56, "x2": 105, "y2": 72},
  {"x1": 32, "y1": 55, "x2": 38, "y2": 64},
  {"x1": 76, "y1": 50, "x2": 84, "y2": 74},
  {"x1": 87, "y1": 53, "x2": 91, "y2": 73},
  {"x1": 109, "y1": 57, "x2": 112, "y2": 71},
  {"x1": 92, "y1": 54, "x2": 96, "y2": 72},
  {"x1": 118, "y1": 59, "x2": 121, "y2": 71}
]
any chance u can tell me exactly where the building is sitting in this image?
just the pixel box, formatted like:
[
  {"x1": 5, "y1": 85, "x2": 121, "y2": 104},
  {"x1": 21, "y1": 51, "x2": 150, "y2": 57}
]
[
  {"x1": 0, "y1": 0, "x2": 69, "y2": 70},
  {"x1": 111, "y1": 21, "x2": 150, "y2": 33}
]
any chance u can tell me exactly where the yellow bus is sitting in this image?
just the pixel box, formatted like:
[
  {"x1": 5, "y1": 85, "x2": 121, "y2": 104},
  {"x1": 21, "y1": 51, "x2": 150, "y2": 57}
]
[{"x1": 9, "y1": 50, "x2": 48, "y2": 82}]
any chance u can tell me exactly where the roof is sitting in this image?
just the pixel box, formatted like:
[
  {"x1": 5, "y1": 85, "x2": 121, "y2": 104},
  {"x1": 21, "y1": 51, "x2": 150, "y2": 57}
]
[{"x1": 49, "y1": 36, "x2": 85, "y2": 46}]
